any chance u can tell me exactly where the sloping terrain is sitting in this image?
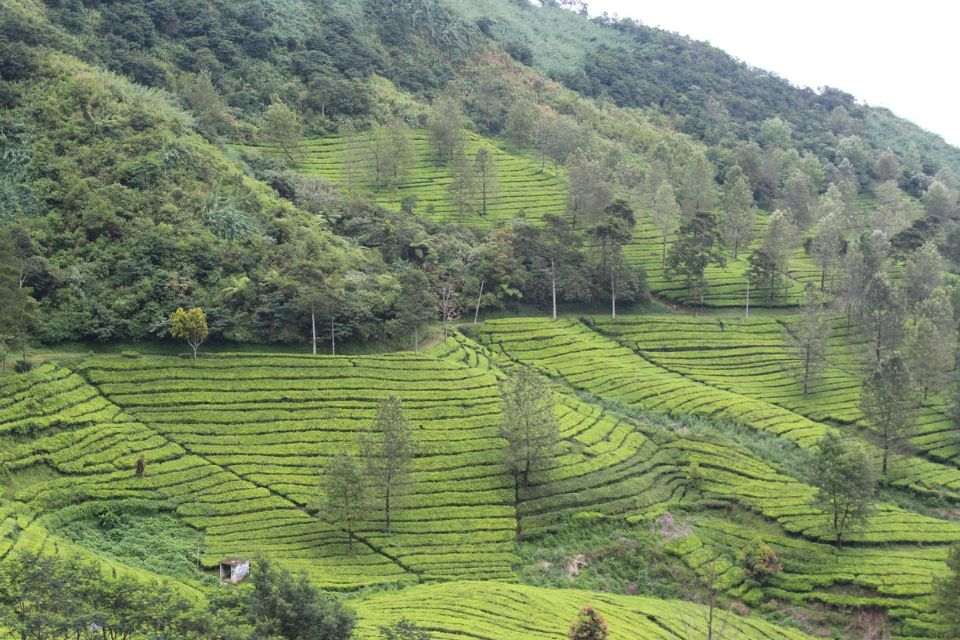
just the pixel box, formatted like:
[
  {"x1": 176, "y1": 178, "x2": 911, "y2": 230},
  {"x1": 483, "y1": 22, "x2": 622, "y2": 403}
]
[
  {"x1": 3, "y1": 310, "x2": 960, "y2": 637},
  {"x1": 353, "y1": 581, "x2": 818, "y2": 640}
]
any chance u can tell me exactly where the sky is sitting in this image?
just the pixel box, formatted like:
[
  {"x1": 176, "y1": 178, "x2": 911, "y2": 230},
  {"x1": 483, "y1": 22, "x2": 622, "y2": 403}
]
[{"x1": 586, "y1": 1, "x2": 960, "y2": 146}]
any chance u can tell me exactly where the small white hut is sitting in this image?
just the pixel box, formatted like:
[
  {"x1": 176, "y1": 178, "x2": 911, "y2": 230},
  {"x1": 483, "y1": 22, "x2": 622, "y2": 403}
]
[{"x1": 219, "y1": 558, "x2": 251, "y2": 584}]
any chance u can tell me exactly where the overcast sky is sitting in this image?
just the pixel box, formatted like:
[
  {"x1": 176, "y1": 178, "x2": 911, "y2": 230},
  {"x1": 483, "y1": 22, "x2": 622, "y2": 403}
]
[{"x1": 587, "y1": 1, "x2": 960, "y2": 146}]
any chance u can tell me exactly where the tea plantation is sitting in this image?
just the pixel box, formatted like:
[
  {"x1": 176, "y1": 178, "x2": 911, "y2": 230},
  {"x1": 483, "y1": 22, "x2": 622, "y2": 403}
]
[
  {"x1": 245, "y1": 132, "x2": 822, "y2": 307},
  {"x1": 2, "y1": 312, "x2": 959, "y2": 638}
]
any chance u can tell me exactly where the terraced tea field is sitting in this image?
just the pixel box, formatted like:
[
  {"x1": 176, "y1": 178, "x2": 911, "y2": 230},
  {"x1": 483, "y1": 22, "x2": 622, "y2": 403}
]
[
  {"x1": 250, "y1": 131, "x2": 567, "y2": 228},
  {"x1": 353, "y1": 581, "x2": 818, "y2": 640},
  {"x1": 245, "y1": 131, "x2": 823, "y2": 307},
  {"x1": 3, "y1": 311, "x2": 959, "y2": 638}
]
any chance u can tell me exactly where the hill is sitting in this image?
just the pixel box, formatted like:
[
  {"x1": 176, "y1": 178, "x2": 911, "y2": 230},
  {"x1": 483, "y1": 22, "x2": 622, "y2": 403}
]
[{"x1": 4, "y1": 1, "x2": 960, "y2": 638}]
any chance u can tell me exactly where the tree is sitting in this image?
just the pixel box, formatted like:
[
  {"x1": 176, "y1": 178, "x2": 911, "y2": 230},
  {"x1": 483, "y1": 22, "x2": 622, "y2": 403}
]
[
  {"x1": 782, "y1": 170, "x2": 816, "y2": 229},
  {"x1": 391, "y1": 268, "x2": 437, "y2": 351},
  {"x1": 903, "y1": 288, "x2": 955, "y2": 400},
  {"x1": 380, "y1": 620, "x2": 431, "y2": 640},
  {"x1": 809, "y1": 213, "x2": 844, "y2": 292},
  {"x1": 747, "y1": 249, "x2": 787, "y2": 304},
  {"x1": 499, "y1": 367, "x2": 559, "y2": 537},
  {"x1": 748, "y1": 210, "x2": 795, "y2": 303},
  {"x1": 811, "y1": 432, "x2": 877, "y2": 546},
  {"x1": 924, "y1": 180, "x2": 956, "y2": 220},
  {"x1": 474, "y1": 148, "x2": 499, "y2": 217},
  {"x1": 169, "y1": 307, "x2": 208, "y2": 360},
  {"x1": 568, "y1": 606, "x2": 608, "y2": 640},
  {"x1": 861, "y1": 272, "x2": 902, "y2": 364},
  {"x1": 861, "y1": 354, "x2": 916, "y2": 476},
  {"x1": 321, "y1": 454, "x2": 367, "y2": 554},
  {"x1": 448, "y1": 149, "x2": 478, "y2": 216},
  {"x1": 677, "y1": 152, "x2": 717, "y2": 219},
  {"x1": 0, "y1": 552, "x2": 206, "y2": 640},
  {"x1": 566, "y1": 150, "x2": 613, "y2": 227},
  {"x1": 719, "y1": 173, "x2": 755, "y2": 258},
  {"x1": 368, "y1": 120, "x2": 415, "y2": 189},
  {"x1": 760, "y1": 117, "x2": 793, "y2": 149},
  {"x1": 261, "y1": 99, "x2": 304, "y2": 164},
  {"x1": 360, "y1": 396, "x2": 415, "y2": 533},
  {"x1": 249, "y1": 556, "x2": 356, "y2": 640},
  {"x1": 666, "y1": 212, "x2": 725, "y2": 305},
  {"x1": 902, "y1": 241, "x2": 945, "y2": 308},
  {"x1": 935, "y1": 544, "x2": 960, "y2": 636},
  {"x1": 651, "y1": 181, "x2": 681, "y2": 267},
  {"x1": 176, "y1": 70, "x2": 233, "y2": 139},
  {"x1": 589, "y1": 200, "x2": 638, "y2": 318},
  {"x1": 427, "y1": 94, "x2": 466, "y2": 165},
  {"x1": 516, "y1": 215, "x2": 590, "y2": 320},
  {"x1": 281, "y1": 232, "x2": 345, "y2": 356},
  {"x1": 874, "y1": 150, "x2": 901, "y2": 182},
  {"x1": 0, "y1": 231, "x2": 36, "y2": 365},
  {"x1": 785, "y1": 286, "x2": 831, "y2": 395}
]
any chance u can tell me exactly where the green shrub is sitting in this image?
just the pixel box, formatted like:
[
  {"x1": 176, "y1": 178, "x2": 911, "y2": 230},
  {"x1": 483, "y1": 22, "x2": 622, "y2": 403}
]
[{"x1": 740, "y1": 538, "x2": 783, "y2": 583}]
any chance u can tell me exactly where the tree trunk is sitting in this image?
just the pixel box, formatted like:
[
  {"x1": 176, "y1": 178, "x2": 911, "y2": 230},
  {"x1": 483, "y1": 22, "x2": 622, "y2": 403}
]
[
  {"x1": 514, "y1": 473, "x2": 522, "y2": 539},
  {"x1": 385, "y1": 485, "x2": 391, "y2": 534},
  {"x1": 875, "y1": 321, "x2": 882, "y2": 364},
  {"x1": 550, "y1": 258, "x2": 558, "y2": 321},
  {"x1": 311, "y1": 308, "x2": 317, "y2": 356},
  {"x1": 414, "y1": 326, "x2": 419, "y2": 352},
  {"x1": 610, "y1": 268, "x2": 617, "y2": 319},
  {"x1": 331, "y1": 317, "x2": 336, "y2": 356},
  {"x1": 474, "y1": 279, "x2": 484, "y2": 325}
]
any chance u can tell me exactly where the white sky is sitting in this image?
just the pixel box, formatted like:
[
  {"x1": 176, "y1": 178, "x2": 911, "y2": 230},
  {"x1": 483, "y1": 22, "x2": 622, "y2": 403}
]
[{"x1": 587, "y1": 1, "x2": 960, "y2": 146}]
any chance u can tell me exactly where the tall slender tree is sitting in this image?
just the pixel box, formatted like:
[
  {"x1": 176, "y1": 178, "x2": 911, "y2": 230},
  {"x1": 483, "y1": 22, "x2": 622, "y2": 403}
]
[
  {"x1": 360, "y1": 396, "x2": 416, "y2": 533},
  {"x1": 861, "y1": 354, "x2": 916, "y2": 477},
  {"x1": 474, "y1": 147, "x2": 499, "y2": 217},
  {"x1": 321, "y1": 454, "x2": 367, "y2": 554},
  {"x1": 499, "y1": 368, "x2": 559, "y2": 538},
  {"x1": 651, "y1": 181, "x2": 681, "y2": 267},
  {"x1": 719, "y1": 172, "x2": 755, "y2": 258},
  {"x1": 784, "y1": 286, "x2": 832, "y2": 395}
]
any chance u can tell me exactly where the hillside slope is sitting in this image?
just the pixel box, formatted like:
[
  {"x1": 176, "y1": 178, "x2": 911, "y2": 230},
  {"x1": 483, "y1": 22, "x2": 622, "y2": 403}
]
[{"x1": 447, "y1": 0, "x2": 960, "y2": 177}]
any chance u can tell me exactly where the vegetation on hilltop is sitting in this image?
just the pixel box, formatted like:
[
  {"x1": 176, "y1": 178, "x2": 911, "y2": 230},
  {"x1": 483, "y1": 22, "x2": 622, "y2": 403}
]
[{"x1": 4, "y1": 1, "x2": 960, "y2": 637}]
